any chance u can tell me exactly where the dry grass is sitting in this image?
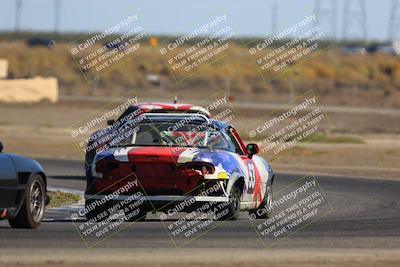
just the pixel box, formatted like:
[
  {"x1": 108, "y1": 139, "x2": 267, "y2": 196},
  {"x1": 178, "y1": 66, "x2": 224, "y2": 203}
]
[
  {"x1": 47, "y1": 191, "x2": 80, "y2": 208},
  {"x1": 1, "y1": 41, "x2": 400, "y2": 107}
]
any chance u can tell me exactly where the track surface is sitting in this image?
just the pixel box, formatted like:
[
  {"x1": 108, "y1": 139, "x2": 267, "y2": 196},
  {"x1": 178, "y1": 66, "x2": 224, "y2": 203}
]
[{"x1": 1, "y1": 158, "x2": 400, "y2": 250}]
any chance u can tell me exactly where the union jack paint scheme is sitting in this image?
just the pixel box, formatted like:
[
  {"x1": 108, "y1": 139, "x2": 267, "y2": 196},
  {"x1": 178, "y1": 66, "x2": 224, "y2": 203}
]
[
  {"x1": 85, "y1": 102, "x2": 211, "y2": 172},
  {"x1": 85, "y1": 113, "x2": 274, "y2": 221}
]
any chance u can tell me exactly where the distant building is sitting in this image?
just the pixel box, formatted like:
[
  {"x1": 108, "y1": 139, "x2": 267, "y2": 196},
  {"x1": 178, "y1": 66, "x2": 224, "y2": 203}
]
[
  {"x1": 0, "y1": 59, "x2": 8, "y2": 79},
  {"x1": 341, "y1": 45, "x2": 367, "y2": 55},
  {"x1": 0, "y1": 59, "x2": 58, "y2": 103}
]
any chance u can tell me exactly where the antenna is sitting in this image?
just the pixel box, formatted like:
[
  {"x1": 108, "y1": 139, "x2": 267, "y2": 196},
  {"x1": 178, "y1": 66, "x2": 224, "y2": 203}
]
[
  {"x1": 314, "y1": 0, "x2": 338, "y2": 40},
  {"x1": 342, "y1": 0, "x2": 367, "y2": 42},
  {"x1": 15, "y1": 0, "x2": 23, "y2": 34},
  {"x1": 389, "y1": 0, "x2": 400, "y2": 41}
]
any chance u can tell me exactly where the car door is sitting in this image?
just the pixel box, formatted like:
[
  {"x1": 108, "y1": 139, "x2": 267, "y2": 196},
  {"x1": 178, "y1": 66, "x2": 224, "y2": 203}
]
[
  {"x1": 227, "y1": 127, "x2": 265, "y2": 207},
  {"x1": 0, "y1": 154, "x2": 18, "y2": 208},
  {"x1": 239, "y1": 154, "x2": 265, "y2": 207}
]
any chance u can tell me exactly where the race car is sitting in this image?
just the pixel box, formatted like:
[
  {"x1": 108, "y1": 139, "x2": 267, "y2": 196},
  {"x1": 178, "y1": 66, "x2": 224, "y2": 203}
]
[
  {"x1": 85, "y1": 113, "x2": 274, "y2": 221},
  {"x1": 0, "y1": 141, "x2": 47, "y2": 228},
  {"x1": 85, "y1": 102, "x2": 211, "y2": 172}
]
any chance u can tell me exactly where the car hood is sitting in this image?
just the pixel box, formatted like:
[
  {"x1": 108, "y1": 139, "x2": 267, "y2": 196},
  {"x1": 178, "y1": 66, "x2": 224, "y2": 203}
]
[{"x1": 6, "y1": 154, "x2": 44, "y2": 174}]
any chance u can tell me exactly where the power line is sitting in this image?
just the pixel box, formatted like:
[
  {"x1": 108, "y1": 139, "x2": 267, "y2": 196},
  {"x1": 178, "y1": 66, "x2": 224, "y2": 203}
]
[
  {"x1": 271, "y1": 1, "x2": 278, "y2": 35},
  {"x1": 342, "y1": 0, "x2": 367, "y2": 41},
  {"x1": 15, "y1": 0, "x2": 23, "y2": 34},
  {"x1": 54, "y1": 0, "x2": 61, "y2": 34},
  {"x1": 314, "y1": 0, "x2": 338, "y2": 40},
  {"x1": 388, "y1": 0, "x2": 400, "y2": 41}
]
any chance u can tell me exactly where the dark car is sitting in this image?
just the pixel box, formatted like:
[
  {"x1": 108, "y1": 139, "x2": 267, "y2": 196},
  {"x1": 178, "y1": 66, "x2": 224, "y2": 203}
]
[
  {"x1": 26, "y1": 38, "x2": 55, "y2": 48},
  {"x1": 0, "y1": 142, "x2": 47, "y2": 228}
]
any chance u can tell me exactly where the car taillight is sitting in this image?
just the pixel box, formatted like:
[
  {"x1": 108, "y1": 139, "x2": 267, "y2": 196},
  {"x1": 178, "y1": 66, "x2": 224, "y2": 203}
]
[
  {"x1": 180, "y1": 162, "x2": 215, "y2": 176},
  {"x1": 92, "y1": 160, "x2": 119, "y2": 178},
  {"x1": 201, "y1": 166, "x2": 208, "y2": 175},
  {"x1": 95, "y1": 160, "x2": 105, "y2": 174}
]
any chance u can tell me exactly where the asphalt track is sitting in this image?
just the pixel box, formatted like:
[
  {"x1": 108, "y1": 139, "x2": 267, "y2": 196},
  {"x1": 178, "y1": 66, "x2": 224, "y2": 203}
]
[{"x1": 0, "y1": 158, "x2": 400, "y2": 250}]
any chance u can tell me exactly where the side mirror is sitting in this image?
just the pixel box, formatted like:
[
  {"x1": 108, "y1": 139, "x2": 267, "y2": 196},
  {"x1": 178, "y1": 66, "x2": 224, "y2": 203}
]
[
  {"x1": 246, "y1": 143, "x2": 259, "y2": 158},
  {"x1": 0, "y1": 142, "x2": 3, "y2": 153},
  {"x1": 107, "y1": 119, "x2": 115, "y2": 126}
]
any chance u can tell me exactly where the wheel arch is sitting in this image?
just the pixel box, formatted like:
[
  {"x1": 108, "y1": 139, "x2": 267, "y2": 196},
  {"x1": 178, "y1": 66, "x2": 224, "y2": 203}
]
[
  {"x1": 35, "y1": 171, "x2": 47, "y2": 188},
  {"x1": 13, "y1": 172, "x2": 47, "y2": 218},
  {"x1": 227, "y1": 175, "x2": 245, "y2": 196}
]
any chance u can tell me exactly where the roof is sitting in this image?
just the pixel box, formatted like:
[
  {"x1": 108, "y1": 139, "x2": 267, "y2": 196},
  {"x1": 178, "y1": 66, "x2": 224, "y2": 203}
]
[
  {"x1": 131, "y1": 102, "x2": 211, "y2": 117},
  {"x1": 140, "y1": 113, "x2": 230, "y2": 131}
]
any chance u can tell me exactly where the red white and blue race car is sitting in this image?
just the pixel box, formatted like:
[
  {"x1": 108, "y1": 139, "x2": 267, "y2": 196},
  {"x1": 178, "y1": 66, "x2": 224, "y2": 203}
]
[{"x1": 84, "y1": 113, "x2": 274, "y2": 221}]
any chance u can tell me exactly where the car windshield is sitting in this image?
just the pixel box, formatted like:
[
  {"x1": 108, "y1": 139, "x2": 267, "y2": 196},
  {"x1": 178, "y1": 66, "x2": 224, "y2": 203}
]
[{"x1": 112, "y1": 120, "x2": 239, "y2": 153}]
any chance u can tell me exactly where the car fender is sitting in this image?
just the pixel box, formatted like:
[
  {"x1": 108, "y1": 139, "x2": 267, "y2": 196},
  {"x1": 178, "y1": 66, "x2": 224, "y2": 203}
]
[
  {"x1": 6, "y1": 154, "x2": 46, "y2": 217},
  {"x1": 226, "y1": 173, "x2": 244, "y2": 197},
  {"x1": 185, "y1": 149, "x2": 253, "y2": 198},
  {"x1": 9, "y1": 155, "x2": 46, "y2": 181},
  {"x1": 252, "y1": 155, "x2": 274, "y2": 186}
]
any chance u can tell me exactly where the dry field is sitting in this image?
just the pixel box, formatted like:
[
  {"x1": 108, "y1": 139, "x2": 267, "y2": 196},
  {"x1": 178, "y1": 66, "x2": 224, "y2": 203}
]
[{"x1": 1, "y1": 40, "x2": 400, "y2": 108}]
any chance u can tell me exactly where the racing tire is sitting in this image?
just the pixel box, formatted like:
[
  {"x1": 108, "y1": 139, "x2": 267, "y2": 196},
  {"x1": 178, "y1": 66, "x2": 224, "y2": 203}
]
[
  {"x1": 8, "y1": 175, "x2": 46, "y2": 229},
  {"x1": 216, "y1": 185, "x2": 241, "y2": 221},
  {"x1": 249, "y1": 185, "x2": 273, "y2": 219}
]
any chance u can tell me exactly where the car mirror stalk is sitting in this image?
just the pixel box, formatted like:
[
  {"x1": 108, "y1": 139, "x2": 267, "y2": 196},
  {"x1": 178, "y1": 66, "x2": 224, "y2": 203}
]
[{"x1": 246, "y1": 143, "x2": 259, "y2": 158}]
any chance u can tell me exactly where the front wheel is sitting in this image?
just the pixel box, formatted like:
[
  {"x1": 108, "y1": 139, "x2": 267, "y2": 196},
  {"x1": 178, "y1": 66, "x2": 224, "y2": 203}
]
[{"x1": 8, "y1": 175, "x2": 46, "y2": 229}]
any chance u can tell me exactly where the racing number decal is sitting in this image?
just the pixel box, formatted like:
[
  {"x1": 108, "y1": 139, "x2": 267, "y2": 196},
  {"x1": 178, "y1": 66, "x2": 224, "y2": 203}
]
[{"x1": 247, "y1": 162, "x2": 256, "y2": 194}]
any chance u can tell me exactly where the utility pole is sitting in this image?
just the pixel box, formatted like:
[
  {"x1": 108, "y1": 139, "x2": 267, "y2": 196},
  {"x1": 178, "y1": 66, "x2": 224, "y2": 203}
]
[
  {"x1": 54, "y1": 0, "x2": 61, "y2": 35},
  {"x1": 389, "y1": 0, "x2": 400, "y2": 41},
  {"x1": 342, "y1": 0, "x2": 367, "y2": 42},
  {"x1": 15, "y1": 0, "x2": 23, "y2": 34},
  {"x1": 314, "y1": 0, "x2": 338, "y2": 40},
  {"x1": 271, "y1": 1, "x2": 278, "y2": 35}
]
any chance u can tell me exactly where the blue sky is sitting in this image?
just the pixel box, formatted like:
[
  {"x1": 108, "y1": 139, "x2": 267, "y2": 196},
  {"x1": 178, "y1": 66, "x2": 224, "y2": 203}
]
[{"x1": 0, "y1": 0, "x2": 390, "y2": 41}]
